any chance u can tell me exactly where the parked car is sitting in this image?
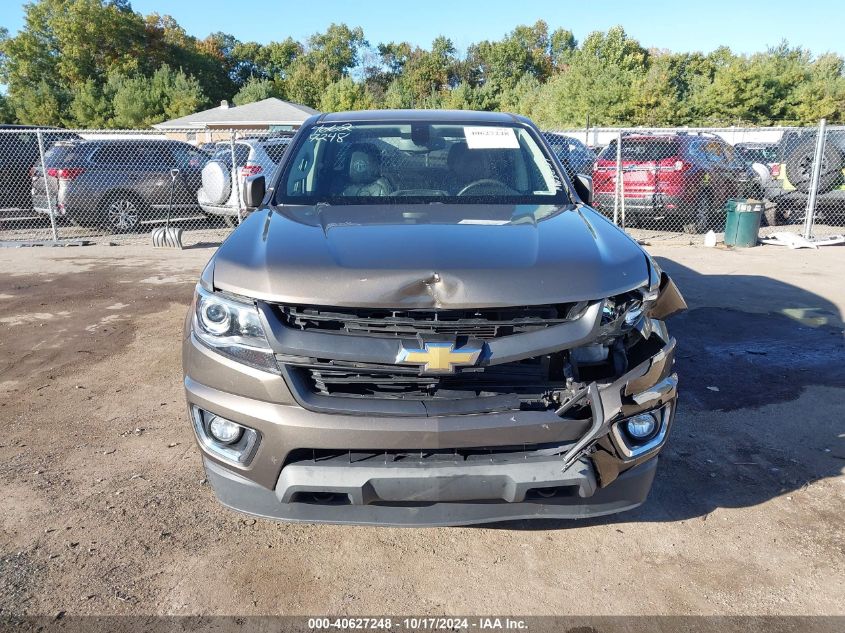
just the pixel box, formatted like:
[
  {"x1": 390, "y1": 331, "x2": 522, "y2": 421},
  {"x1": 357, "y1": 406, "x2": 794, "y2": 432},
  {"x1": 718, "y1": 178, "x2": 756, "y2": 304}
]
[
  {"x1": 735, "y1": 142, "x2": 778, "y2": 187},
  {"x1": 734, "y1": 142, "x2": 778, "y2": 167},
  {"x1": 31, "y1": 139, "x2": 209, "y2": 232},
  {"x1": 763, "y1": 129, "x2": 845, "y2": 225},
  {"x1": 197, "y1": 137, "x2": 291, "y2": 226},
  {"x1": 543, "y1": 133, "x2": 597, "y2": 181},
  {"x1": 592, "y1": 133, "x2": 763, "y2": 232},
  {"x1": 183, "y1": 110, "x2": 687, "y2": 526},
  {"x1": 0, "y1": 125, "x2": 80, "y2": 220}
]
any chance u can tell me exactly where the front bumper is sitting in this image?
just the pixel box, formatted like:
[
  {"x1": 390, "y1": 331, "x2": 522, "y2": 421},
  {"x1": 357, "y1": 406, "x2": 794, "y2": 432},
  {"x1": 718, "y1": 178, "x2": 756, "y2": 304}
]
[
  {"x1": 202, "y1": 454, "x2": 659, "y2": 527},
  {"x1": 183, "y1": 315, "x2": 679, "y2": 526}
]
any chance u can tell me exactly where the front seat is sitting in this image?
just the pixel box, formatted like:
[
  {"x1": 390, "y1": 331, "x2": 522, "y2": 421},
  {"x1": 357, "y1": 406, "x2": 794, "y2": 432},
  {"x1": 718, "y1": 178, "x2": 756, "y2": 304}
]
[
  {"x1": 341, "y1": 145, "x2": 392, "y2": 197},
  {"x1": 447, "y1": 142, "x2": 486, "y2": 193}
]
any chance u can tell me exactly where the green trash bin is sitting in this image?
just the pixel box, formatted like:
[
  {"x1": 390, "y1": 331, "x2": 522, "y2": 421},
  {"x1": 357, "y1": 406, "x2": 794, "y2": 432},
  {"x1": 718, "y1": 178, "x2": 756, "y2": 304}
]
[{"x1": 724, "y1": 199, "x2": 763, "y2": 248}]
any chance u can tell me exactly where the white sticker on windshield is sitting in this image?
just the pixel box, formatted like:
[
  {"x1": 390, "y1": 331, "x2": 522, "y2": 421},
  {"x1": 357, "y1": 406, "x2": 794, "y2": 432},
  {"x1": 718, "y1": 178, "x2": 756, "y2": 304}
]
[{"x1": 464, "y1": 126, "x2": 520, "y2": 149}]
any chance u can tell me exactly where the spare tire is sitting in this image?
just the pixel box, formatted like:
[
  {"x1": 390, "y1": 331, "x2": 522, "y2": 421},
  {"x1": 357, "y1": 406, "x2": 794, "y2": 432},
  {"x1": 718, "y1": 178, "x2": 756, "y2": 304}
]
[
  {"x1": 785, "y1": 139, "x2": 843, "y2": 194},
  {"x1": 201, "y1": 159, "x2": 232, "y2": 204}
]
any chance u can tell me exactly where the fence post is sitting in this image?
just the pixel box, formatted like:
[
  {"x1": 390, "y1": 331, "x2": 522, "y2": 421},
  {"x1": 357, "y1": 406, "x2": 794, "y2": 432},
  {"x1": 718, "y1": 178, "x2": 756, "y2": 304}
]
[
  {"x1": 612, "y1": 131, "x2": 622, "y2": 226},
  {"x1": 229, "y1": 129, "x2": 243, "y2": 224},
  {"x1": 802, "y1": 118, "x2": 826, "y2": 240},
  {"x1": 36, "y1": 129, "x2": 58, "y2": 243},
  {"x1": 620, "y1": 167, "x2": 626, "y2": 230}
]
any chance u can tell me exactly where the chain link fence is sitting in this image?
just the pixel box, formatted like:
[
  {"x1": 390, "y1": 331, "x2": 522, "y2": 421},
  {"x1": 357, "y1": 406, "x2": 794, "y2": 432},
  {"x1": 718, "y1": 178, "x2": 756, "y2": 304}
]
[
  {"x1": 544, "y1": 122, "x2": 845, "y2": 243},
  {"x1": 1, "y1": 123, "x2": 843, "y2": 246},
  {"x1": 0, "y1": 127, "x2": 290, "y2": 245}
]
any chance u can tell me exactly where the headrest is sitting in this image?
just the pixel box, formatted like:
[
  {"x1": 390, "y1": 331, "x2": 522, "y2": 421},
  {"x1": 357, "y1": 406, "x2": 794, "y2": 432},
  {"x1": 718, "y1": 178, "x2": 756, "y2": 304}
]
[
  {"x1": 447, "y1": 142, "x2": 485, "y2": 180},
  {"x1": 347, "y1": 145, "x2": 380, "y2": 184}
]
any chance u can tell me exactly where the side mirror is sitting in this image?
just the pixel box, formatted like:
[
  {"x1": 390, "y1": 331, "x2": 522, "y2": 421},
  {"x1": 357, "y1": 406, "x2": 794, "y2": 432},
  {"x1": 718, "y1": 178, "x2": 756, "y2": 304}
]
[
  {"x1": 243, "y1": 174, "x2": 266, "y2": 208},
  {"x1": 574, "y1": 174, "x2": 593, "y2": 206}
]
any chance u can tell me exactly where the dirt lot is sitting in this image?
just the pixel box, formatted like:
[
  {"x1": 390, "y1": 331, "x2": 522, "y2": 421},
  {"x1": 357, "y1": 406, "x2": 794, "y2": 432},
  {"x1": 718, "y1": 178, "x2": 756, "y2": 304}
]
[{"x1": 0, "y1": 240, "x2": 844, "y2": 620}]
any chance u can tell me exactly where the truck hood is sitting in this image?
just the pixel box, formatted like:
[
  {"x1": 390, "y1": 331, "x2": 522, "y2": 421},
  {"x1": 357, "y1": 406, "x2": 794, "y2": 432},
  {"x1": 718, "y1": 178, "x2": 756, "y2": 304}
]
[{"x1": 211, "y1": 204, "x2": 649, "y2": 308}]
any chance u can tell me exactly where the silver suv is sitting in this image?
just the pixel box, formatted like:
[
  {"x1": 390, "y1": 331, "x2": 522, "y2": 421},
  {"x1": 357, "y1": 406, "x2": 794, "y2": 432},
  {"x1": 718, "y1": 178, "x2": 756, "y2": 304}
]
[
  {"x1": 32, "y1": 139, "x2": 208, "y2": 232},
  {"x1": 197, "y1": 137, "x2": 290, "y2": 226}
]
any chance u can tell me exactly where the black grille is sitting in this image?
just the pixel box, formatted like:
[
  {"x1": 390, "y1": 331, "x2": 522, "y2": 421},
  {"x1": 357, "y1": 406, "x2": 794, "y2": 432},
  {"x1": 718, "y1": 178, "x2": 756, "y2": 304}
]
[
  {"x1": 286, "y1": 442, "x2": 576, "y2": 466},
  {"x1": 276, "y1": 303, "x2": 583, "y2": 340},
  {"x1": 289, "y1": 354, "x2": 567, "y2": 401}
]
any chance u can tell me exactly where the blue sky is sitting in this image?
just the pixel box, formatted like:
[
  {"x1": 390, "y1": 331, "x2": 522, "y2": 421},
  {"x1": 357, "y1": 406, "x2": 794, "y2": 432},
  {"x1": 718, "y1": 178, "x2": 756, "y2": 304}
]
[{"x1": 1, "y1": 0, "x2": 843, "y2": 57}]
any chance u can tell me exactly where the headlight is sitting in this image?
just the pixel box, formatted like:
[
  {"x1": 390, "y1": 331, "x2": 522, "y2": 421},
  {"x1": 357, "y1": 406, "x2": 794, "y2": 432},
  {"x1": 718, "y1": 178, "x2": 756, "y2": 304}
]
[
  {"x1": 602, "y1": 258, "x2": 662, "y2": 333},
  {"x1": 602, "y1": 287, "x2": 655, "y2": 329},
  {"x1": 192, "y1": 285, "x2": 278, "y2": 372}
]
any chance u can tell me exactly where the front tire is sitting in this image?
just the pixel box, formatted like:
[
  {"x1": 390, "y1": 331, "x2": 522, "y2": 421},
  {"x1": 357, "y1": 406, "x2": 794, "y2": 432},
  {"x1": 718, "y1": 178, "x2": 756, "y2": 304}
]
[{"x1": 683, "y1": 195, "x2": 711, "y2": 234}]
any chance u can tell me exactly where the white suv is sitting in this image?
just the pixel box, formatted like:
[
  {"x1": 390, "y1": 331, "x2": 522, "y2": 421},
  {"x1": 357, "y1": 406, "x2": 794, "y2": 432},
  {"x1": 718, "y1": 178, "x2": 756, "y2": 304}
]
[{"x1": 197, "y1": 137, "x2": 290, "y2": 226}]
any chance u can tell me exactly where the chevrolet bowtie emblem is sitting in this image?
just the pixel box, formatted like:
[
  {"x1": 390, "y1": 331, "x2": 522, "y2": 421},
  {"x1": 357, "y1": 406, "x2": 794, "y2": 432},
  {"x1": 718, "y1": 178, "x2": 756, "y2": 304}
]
[{"x1": 396, "y1": 342, "x2": 482, "y2": 374}]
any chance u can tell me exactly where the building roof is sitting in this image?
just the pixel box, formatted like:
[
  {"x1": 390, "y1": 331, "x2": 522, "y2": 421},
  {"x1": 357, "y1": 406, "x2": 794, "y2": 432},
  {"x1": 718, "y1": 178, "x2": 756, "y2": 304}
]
[{"x1": 152, "y1": 98, "x2": 319, "y2": 129}]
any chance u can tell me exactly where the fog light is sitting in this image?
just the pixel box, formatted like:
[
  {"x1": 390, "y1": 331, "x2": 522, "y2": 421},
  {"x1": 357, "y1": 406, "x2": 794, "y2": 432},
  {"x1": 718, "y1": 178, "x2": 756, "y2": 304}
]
[
  {"x1": 208, "y1": 415, "x2": 243, "y2": 444},
  {"x1": 190, "y1": 407, "x2": 258, "y2": 465},
  {"x1": 626, "y1": 413, "x2": 657, "y2": 440}
]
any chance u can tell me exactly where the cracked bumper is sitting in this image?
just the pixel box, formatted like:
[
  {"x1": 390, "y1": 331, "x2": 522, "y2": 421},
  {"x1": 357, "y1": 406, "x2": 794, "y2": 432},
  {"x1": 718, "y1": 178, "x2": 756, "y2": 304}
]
[{"x1": 183, "y1": 316, "x2": 678, "y2": 525}]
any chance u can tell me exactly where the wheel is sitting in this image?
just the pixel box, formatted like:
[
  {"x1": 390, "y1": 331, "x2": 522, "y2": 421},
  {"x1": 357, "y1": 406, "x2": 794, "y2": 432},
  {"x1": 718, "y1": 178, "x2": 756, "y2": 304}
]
[
  {"x1": 102, "y1": 193, "x2": 145, "y2": 233},
  {"x1": 683, "y1": 195, "x2": 711, "y2": 234},
  {"x1": 785, "y1": 140, "x2": 843, "y2": 194},
  {"x1": 761, "y1": 203, "x2": 781, "y2": 227}
]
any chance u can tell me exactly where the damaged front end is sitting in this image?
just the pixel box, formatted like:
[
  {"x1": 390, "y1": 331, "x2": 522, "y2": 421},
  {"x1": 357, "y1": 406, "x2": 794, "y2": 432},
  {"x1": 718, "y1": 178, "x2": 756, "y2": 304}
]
[
  {"x1": 185, "y1": 257, "x2": 687, "y2": 525},
  {"x1": 550, "y1": 259, "x2": 687, "y2": 487},
  {"x1": 258, "y1": 258, "x2": 687, "y2": 488}
]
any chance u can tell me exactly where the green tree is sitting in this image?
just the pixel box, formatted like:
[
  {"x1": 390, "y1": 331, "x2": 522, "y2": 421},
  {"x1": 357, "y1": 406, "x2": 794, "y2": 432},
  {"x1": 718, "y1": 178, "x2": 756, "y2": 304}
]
[
  {"x1": 402, "y1": 37, "x2": 460, "y2": 104},
  {"x1": 108, "y1": 64, "x2": 205, "y2": 127},
  {"x1": 0, "y1": 94, "x2": 13, "y2": 124},
  {"x1": 468, "y1": 21, "x2": 554, "y2": 94},
  {"x1": 531, "y1": 27, "x2": 648, "y2": 127},
  {"x1": 363, "y1": 41, "x2": 413, "y2": 104},
  {"x1": 320, "y1": 77, "x2": 374, "y2": 111},
  {"x1": 628, "y1": 53, "x2": 683, "y2": 125},
  {"x1": 230, "y1": 38, "x2": 302, "y2": 85},
  {"x1": 284, "y1": 24, "x2": 367, "y2": 107},
  {"x1": 498, "y1": 74, "x2": 542, "y2": 116},
  {"x1": 68, "y1": 78, "x2": 112, "y2": 127},
  {"x1": 792, "y1": 53, "x2": 845, "y2": 123},
  {"x1": 142, "y1": 13, "x2": 233, "y2": 104},
  {"x1": 233, "y1": 76, "x2": 284, "y2": 105},
  {"x1": 549, "y1": 28, "x2": 577, "y2": 69},
  {"x1": 8, "y1": 79, "x2": 64, "y2": 125},
  {"x1": 382, "y1": 76, "x2": 416, "y2": 109}
]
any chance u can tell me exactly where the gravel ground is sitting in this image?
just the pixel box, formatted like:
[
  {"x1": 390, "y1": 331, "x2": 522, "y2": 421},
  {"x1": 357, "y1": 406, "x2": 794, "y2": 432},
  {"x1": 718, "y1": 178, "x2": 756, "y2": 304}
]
[{"x1": 0, "y1": 241, "x2": 843, "y2": 620}]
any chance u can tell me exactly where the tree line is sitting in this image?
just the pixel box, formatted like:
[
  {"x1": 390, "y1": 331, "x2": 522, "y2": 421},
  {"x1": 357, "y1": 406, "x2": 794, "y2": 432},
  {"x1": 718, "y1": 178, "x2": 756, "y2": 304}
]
[{"x1": 1, "y1": 0, "x2": 843, "y2": 129}]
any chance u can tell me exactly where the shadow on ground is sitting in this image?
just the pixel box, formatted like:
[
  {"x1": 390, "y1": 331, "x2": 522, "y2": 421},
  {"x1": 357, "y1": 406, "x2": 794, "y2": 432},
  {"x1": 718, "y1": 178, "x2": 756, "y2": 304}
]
[{"x1": 492, "y1": 258, "x2": 845, "y2": 529}]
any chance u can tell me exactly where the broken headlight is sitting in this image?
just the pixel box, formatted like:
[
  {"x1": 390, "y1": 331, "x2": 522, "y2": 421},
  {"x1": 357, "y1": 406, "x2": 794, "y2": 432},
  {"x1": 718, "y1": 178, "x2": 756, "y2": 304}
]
[
  {"x1": 602, "y1": 286, "x2": 657, "y2": 328},
  {"x1": 602, "y1": 258, "x2": 662, "y2": 331},
  {"x1": 192, "y1": 285, "x2": 279, "y2": 372}
]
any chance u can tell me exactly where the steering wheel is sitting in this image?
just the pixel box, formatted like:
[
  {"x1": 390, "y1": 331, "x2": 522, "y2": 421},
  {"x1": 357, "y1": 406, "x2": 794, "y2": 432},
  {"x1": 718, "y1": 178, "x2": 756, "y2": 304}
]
[{"x1": 457, "y1": 179, "x2": 519, "y2": 196}]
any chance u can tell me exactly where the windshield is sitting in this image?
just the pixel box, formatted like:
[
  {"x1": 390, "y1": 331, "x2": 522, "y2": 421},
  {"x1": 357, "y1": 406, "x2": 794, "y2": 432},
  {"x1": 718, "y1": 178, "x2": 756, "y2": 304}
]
[
  {"x1": 600, "y1": 138, "x2": 681, "y2": 162},
  {"x1": 737, "y1": 146, "x2": 778, "y2": 164},
  {"x1": 274, "y1": 121, "x2": 569, "y2": 206}
]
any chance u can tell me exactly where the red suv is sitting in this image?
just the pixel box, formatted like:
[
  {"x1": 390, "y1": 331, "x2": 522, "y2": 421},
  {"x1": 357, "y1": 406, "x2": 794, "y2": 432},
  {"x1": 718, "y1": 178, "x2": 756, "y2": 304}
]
[{"x1": 592, "y1": 133, "x2": 762, "y2": 232}]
